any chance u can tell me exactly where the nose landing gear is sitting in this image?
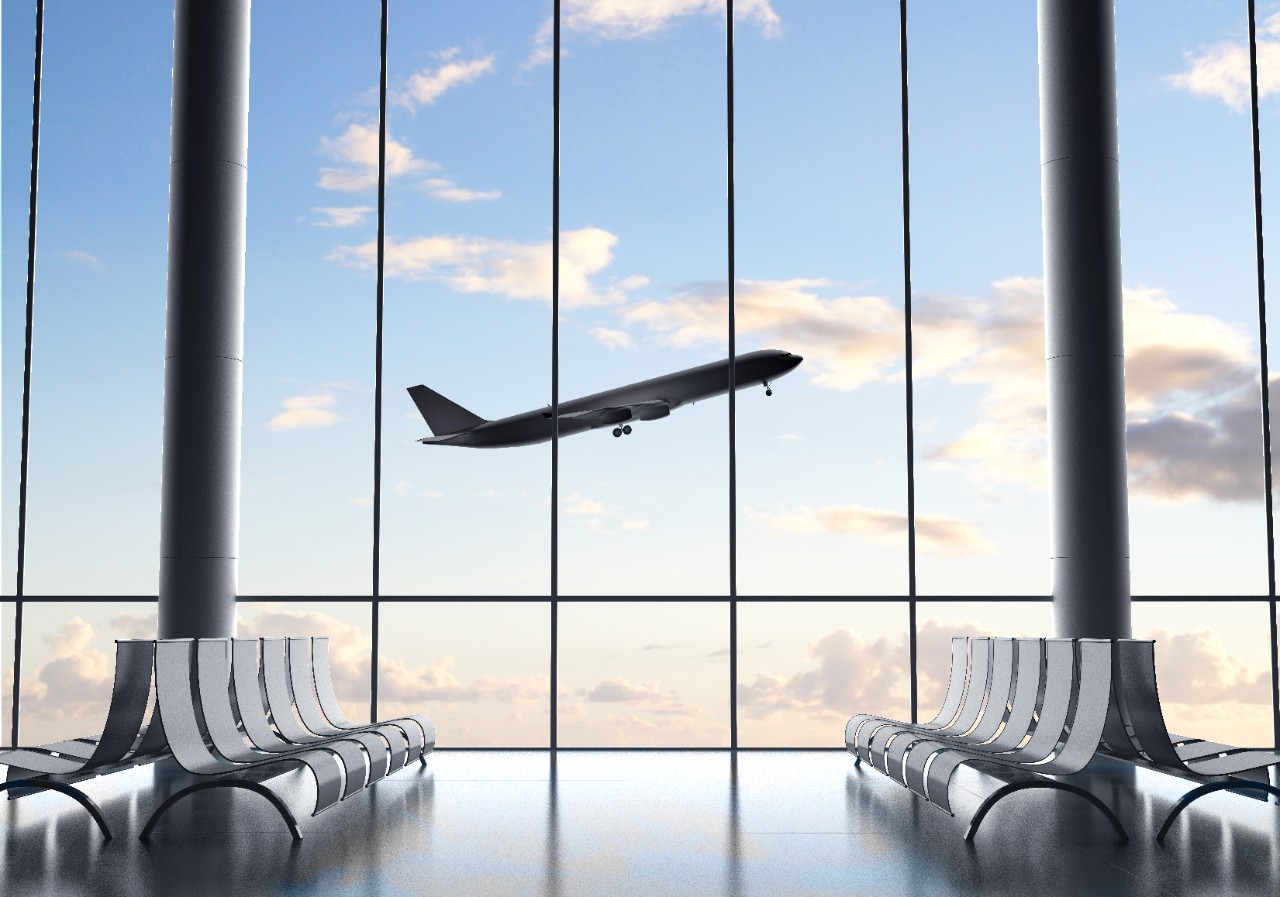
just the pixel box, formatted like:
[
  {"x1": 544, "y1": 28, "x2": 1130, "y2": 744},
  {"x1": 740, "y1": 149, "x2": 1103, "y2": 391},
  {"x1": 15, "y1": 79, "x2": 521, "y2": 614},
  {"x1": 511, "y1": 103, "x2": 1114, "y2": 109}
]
[
  {"x1": 612, "y1": 425, "x2": 634, "y2": 438},
  {"x1": 764, "y1": 381, "x2": 773, "y2": 397}
]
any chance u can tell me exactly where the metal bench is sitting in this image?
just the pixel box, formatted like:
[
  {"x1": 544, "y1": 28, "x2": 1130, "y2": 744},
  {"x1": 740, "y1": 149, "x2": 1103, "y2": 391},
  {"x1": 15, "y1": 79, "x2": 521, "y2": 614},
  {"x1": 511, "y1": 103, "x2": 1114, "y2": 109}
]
[
  {"x1": 0, "y1": 639, "x2": 170, "y2": 840},
  {"x1": 139, "y1": 637, "x2": 434, "y2": 841},
  {"x1": 846, "y1": 637, "x2": 1128, "y2": 843},
  {"x1": 1101, "y1": 639, "x2": 1280, "y2": 845}
]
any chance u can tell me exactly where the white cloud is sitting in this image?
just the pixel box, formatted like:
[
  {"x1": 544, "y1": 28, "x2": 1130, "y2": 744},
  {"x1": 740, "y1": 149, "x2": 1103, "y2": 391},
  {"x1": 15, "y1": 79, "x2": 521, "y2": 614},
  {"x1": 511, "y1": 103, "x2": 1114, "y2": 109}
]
[
  {"x1": 65, "y1": 249, "x2": 102, "y2": 269},
  {"x1": 590, "y1": 326, "x2": 633, "y2": 349},
  {"x1": 528, "y1": 0, "x2": 781, "y2": 66},
  {"x1": 379, "y1": 654, "x2": 546, "y2": 704},
  {"x1": 267, "y1": 394, "x2": 347, "y2": 432},
  {"x1": 621, "y1": 518, "x2": 651, "y2": 531},
  {"x1": 312, "y1": 206, "x2": 374, "y2": 228},
  {"x1": 395, "y1": 480, "x2": 415, "y2": 496},
  {"x1": 399, "y1": 50, "x2": 496, "y2": 107},
  {"x1": 738, "y1": 628, "x2": 909, "y2": 723},
  {"x1": 624, "y1": 279, "x2": 903, "y2": 390},
  {"x1": 318, "y1": 123, "x2": 434, "y2": 193},
  {"x1": 746, "y1": 503, "x2": 995, "y2": 557},
  {"x1": 329, "y1": 226, "x2": 644, "y2": 309},
  {"x1": 778, "y1": 433, "x2": 803, "y2": 442},
  {"x1": 1167, "y1": 13, "x2": 1280, "y2": 112},
  {"x1": 564, "y1": 0, "x2": 780, "y2": 40},
  {"x1": 583, "y1": 677, "x2": 702, "y2": 715},
  {"x1": 621, "y1": 273, "x2": 1266, "y2": 505},
  {"x1": 421, "y1": 177, "x2": 502, "y2": 203}
]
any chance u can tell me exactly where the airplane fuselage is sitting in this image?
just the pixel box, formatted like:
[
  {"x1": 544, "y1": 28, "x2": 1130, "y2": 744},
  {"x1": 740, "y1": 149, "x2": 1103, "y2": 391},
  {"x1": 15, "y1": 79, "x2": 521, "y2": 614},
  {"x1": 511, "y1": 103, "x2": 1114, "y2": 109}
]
[{"x1": 417, "y1": 349, "x2": 801, "y2": 448}]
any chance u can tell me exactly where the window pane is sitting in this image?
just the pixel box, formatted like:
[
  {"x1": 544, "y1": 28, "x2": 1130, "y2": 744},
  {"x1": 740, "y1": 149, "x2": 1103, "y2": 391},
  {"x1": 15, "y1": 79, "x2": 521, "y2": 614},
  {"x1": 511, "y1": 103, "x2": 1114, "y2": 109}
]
[
  {"x1": 237, "y1": 0, "x2": 379, "y2": 595},
  {"x1": 737, "y1": 602, "x2": 909, "y2": 747},
  {"x1": 1118, "y1": 2, "x2": 1268, "y2": 594},
  {"x1": 909, "y1": 1, "x2": 1048, "y2": 594},
  {"x1": 238, "y1": 601, "x2": 372, "y2": 725},
  {"x1": 914, "y1": 601, "x2": 1051, "y2": 717},
  {"x1": 736, "y1": 2, "x2": 907, "y2": 595},
  {"x1": 380, "y1": 3, "x2": 551, "y2": 595},
  {"x1": 558, "y1": 602, "x2": 729, "y2": 747},
  {"x1": 16, "y1": 602, "x2": 153, "y2": 746},
  {"x1": 1, "y1": 0, "x2": 38, "y2": 594},
  {"x1": 1133, "y1": 601, "x2": 1275, "y2": 748},
  {"x1": 1, "y1": 601, "x2": 14, "y2": 747},
  {"x1": 557, "y1": 4, "x2": 731, "y2": 595},
  {"x1": 16, "y1": 5, "x2": 171, "y2": 594},
  {"x1": 379, "y1": 602, "x2": 549, "y2": 747}
]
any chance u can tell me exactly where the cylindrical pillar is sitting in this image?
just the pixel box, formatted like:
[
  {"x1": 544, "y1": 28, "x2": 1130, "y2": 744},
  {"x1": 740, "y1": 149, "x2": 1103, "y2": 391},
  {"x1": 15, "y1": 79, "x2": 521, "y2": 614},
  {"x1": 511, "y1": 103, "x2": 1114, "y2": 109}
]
[
  {"x1": 158, "y1": 0, "x2": 251, "y2": 639},
  {"x1": 1039, "y1": 0, "x2": 1132, "y2": 638}
]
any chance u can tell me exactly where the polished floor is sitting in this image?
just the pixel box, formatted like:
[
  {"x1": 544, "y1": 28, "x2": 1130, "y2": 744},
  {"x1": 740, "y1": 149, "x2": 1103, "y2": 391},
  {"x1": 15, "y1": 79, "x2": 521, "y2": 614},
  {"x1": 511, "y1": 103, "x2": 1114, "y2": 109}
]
[{"x1": 2, "y1": 750, "x2": 1278, "y2": 896}]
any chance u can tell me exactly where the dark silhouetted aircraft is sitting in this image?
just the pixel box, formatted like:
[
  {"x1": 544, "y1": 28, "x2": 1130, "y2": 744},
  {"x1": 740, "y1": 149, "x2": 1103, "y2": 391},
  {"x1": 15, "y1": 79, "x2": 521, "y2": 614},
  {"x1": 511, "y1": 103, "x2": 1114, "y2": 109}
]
[{"x1": 408, "y1": 349, "x2": 802, "y2": 448}]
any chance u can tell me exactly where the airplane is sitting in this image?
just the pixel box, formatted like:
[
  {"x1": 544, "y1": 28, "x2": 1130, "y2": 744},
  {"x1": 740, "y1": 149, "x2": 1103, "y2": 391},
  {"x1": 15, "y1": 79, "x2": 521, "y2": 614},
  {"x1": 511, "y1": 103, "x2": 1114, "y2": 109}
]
[{"x1": 407, "y1": 348, "x2": 803, "y2": 448}]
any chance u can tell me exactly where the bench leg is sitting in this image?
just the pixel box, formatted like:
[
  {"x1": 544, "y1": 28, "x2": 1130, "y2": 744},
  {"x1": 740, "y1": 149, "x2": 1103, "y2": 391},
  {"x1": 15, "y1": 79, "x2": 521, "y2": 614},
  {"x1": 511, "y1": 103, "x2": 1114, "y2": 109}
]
[
  {"x1": 965, "y1": 780, "x2": 1128, "y2": 845},
  {"x1": 0, "y1": 780, "x2": 112, "y2": 841},
  {"x1": 139, "y1": 780, "x2": 302, "y2": 843},
  {"x1": 1156, "y1": 781, "x2": 1280, "y2": 846}
]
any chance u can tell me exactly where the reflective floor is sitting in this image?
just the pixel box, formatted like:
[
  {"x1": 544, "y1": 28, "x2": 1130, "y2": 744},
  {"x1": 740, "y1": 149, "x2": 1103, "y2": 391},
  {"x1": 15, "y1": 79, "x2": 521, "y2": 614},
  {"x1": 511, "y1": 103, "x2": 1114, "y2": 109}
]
[{"x1": 2, "y1": 751, "x2": 1278, "y2": 896}]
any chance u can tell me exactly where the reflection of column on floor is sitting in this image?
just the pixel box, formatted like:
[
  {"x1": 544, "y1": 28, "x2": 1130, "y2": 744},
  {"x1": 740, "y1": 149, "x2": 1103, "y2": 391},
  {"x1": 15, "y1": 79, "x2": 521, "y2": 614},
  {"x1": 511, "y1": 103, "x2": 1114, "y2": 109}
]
[
  {"x1": 545, "y1": 752, "x2": 561, "y2": 897},
  {"x1": 725, "y1": 753, "x2": 741, "y2": 897}
]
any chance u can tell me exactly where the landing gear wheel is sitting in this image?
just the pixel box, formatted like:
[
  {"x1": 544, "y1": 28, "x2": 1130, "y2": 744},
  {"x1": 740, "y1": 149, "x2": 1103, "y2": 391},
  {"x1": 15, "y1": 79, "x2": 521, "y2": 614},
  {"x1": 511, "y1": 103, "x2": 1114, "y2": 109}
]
[
  {"x1": 765, "y1": 388, "x2": 773, "y2": 397},
  {"x1": 612, "y1": 427, "x2": 622, "y2": 437},
  {"x1": 622, "y1": 425, "x2": 633, "y2": 435}
]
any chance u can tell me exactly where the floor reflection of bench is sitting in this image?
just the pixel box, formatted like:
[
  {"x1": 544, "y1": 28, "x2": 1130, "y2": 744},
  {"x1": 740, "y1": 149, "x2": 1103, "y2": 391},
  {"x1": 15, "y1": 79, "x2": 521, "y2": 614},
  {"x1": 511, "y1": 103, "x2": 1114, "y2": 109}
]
[
  {"x1": 847, "y1": 637, "x2": 1128, "y2": 843},
  {"x1": 0, "y1": 636, "x2": 435, "y2": 842},
  {"x1": 846, "y1": 636, "x2": 1280, "y2": 845}
]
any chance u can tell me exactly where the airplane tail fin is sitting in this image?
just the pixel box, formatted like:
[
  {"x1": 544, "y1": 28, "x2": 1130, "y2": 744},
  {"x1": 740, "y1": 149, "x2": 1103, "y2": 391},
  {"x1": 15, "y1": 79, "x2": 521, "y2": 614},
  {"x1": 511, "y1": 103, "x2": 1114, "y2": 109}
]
[{"x1": 406, "y1": 385, "x2": 487, "y2": 436}]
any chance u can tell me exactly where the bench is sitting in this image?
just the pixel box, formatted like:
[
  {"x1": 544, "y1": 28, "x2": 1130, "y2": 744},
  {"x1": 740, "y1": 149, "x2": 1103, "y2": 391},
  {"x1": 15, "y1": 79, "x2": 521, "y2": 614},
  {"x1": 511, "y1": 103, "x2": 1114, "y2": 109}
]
[
  {"x1": 846, "y1": 637, "x2": 1128, "y2": 843},
  {"x1": 1101, "y1": 639, "x2": 1280, "y2": 844},
  {"x1": 0, "y1": 635, "x2": 435, "y2": 842},
  {"x1": 139, "y1": 636, "x2": 434, "y2": 841},
  {"x1": 847, "y1": 636, "x2": 1280, "y2": 845},
  {"x1": 0, "y1": 639, "x2": 169, "y2": 839}
]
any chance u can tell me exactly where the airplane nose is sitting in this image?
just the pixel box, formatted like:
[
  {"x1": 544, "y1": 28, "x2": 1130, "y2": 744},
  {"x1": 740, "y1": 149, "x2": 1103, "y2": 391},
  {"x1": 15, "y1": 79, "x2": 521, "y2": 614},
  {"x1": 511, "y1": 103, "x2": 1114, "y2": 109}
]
[{"x1": 787, "y1": 353, "x2": 803, "y2": 368}]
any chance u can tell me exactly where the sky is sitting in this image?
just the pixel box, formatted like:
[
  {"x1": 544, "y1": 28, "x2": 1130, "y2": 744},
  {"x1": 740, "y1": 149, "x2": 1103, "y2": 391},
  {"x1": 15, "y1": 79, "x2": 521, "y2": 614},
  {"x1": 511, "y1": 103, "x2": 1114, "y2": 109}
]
[{"x1": 1, "y1": 0, "x2": 1278, "y2": 747}]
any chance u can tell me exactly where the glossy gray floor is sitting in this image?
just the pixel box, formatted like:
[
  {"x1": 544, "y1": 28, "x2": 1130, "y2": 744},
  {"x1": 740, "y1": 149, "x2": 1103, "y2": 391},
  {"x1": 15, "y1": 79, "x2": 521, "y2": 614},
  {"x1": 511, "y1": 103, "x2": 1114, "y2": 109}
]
[{"x1": 2, "y1": 750, "x2": 1278, "y2": 896}]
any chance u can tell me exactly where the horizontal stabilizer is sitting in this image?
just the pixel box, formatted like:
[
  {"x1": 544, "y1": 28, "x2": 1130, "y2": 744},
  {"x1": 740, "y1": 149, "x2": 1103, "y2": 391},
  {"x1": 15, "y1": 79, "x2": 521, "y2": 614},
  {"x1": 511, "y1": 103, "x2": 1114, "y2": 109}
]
[{"x1": 407, "y1": 385, "x2": 486, "y2": 437}]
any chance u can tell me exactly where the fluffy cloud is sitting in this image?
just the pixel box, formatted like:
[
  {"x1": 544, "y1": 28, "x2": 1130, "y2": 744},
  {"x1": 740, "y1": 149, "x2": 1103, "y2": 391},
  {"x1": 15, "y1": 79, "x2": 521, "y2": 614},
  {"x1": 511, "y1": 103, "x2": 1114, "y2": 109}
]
[
  {"x1": 563, "y1": 0, "x2": 780, "y2": 40},
  {"x1": 738, "y1": 628, "x2": 910, "y2": 723},
  {"x1": 624, "y1": 279, "x2": 903, "y2": 389},
  {"x1": 267, "y1": 394, "x2": 347, "y2": 432},
  {"x1": 379, "y1": 655, "x2": 546, "y2": 704},
  {"x1": 1167, "y1": 13, "x2": 1280, "y2": 112},
  {"x1": 583, "y1": 677, "x2": 703, "y2": 715},
  {"x1": 919, "y1": 280, "x2": 1264, "y2": 504},
  {"x1": 318, "y1": 123, "x2": 434, "y2": 193},
  {"x1": 329, "y1": 226, "x2": 645, "y2": 309},
  {"x1": 399, "y1": 49, "x2": 495, "y2": 107},
  {"x1": 745, "y1": 503, "x2": 995, "y2": 557},
  {"x1": 590, "y1": 326, "x2": 634, "y2": 350},
  {"x1": 422, "y1": 178, "x2": 501, "y2": 203},
  {"x1": 313, "y1": 206, "x2": 374, "y2": 228},
  {"x1": 16, "y1": 618, "x2": 115, "y2": 734},
  {"x1": 529, "y1": 0, "x2": 781, "y2": 67}
]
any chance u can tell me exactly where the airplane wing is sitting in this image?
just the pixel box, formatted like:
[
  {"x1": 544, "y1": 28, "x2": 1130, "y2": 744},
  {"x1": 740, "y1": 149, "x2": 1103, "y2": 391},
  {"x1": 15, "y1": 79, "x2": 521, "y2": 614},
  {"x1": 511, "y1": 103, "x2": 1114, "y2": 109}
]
[{"x1": 541, "y1": 400, "x2": 670, "y2": 428}]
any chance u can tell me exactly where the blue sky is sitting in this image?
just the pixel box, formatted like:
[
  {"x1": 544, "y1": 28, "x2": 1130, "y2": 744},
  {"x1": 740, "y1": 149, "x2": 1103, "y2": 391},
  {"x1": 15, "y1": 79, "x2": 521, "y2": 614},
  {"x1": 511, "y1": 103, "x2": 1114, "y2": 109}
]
[{"x1": 3, "y1": 0, "x2": 1279, "y2": 746}]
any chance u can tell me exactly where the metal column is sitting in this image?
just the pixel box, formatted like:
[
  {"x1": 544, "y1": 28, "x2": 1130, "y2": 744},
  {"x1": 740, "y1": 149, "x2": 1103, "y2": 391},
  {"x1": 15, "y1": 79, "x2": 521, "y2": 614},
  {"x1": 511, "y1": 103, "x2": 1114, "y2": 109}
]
[
  {"x1": 1039, "y1": 0, "x2": 1132, "y2": 638},
  {"x1": 158, "y1": 0, "x2": 251, "y2": 639}
]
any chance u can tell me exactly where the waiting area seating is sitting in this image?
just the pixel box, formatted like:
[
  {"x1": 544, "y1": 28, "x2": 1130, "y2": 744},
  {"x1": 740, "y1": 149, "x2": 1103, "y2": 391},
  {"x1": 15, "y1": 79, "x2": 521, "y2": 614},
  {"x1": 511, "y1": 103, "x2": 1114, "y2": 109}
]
[
  {"x1": 846, "y1": 637, "x2": 1280, "y2": 844},
  {"x1": 0, "y1": 636, "x2": 435, "y2": 841}
]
